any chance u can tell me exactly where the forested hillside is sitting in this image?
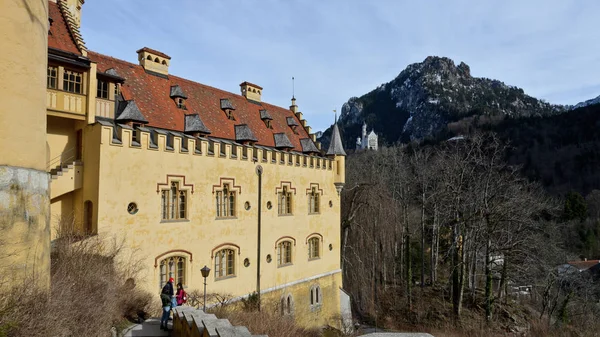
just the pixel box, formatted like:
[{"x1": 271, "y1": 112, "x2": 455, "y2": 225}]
[{"x1": 341, "y1": 133, "x2": 600, "y2": 336}]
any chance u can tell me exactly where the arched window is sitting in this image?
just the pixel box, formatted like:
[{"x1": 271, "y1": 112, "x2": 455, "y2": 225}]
[
  {"x1": 154, "y1": 57, "x2": 160, "y2": 63},
  {"x1": 159, "y1": 256, "x2": 186, "y2": 290},
  {"x1": 310, "y1": 284, "x2": 322, "y2": 310},
  {"x1": 216, "y1": 183, "x2": 236, "y2": 218},
  {"x1": 146, "y1": 55, "x2": 152, "y2": 60},
  {"x1": 214, "y1": 248, "x2": 235, "y2": 279},
  {"x1": 308, "y1": 237, "x2": 320, "y2": 260},
  {"x1": 281, "y1": 294, "x2": 294, "y2": 316},
  {"x1": 83, "y1": 200, "x2": 93, "y2": 234},
  {"x1": 278, "y1": 186, "x2": 292, "y2": 215},
  {"x1": 162, "y1": 60, "x2": 167, "y2": 65},
  {"x1": 277, "y1": 241, "x2": 292, "y2": 266},
  {"x1": 160, "y1": 181, "x2": 187, "y2": 220}
]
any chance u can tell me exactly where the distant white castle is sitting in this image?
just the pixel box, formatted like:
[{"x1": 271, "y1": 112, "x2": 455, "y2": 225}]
[{"x1": 356, "y1": 122, "x2": 378, "y2": 151}]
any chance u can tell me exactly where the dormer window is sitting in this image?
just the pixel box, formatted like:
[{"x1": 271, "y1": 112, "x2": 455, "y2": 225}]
[
  {"x1": 287, "y1": 117, "x2": 299, "y2": 135},
  {"x1": 176, "y1": 97, "x2": 186, "y2": 109},
  {"x1": 260, "y1": 109, "x2": 273, "y2": 129},
  {"x1": 170, "y1": 85, "x2": 188, "y2": 110},
  {"x1": 220, "y1": 99, "x2": 236, "y2": 120}
]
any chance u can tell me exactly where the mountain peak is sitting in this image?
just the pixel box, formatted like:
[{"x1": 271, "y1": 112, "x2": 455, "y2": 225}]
[{"x1": 320, "y1": 56, "x2": 564, "y2": 149}]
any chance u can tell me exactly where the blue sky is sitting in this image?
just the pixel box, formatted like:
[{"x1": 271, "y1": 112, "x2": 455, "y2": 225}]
[{"x1": 81, "y1": 0, "x2": 600, "y2": 132}]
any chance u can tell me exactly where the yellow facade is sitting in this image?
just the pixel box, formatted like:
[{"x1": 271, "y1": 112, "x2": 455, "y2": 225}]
[
  {"x1": 3, "y1": 0, "x2": 350, "y2": 329},
  {"x1": 0, "y1": 0, "x2": 51, "y2": 287},
  {"x1": 80, "y1": 123, "x2": 345, "y2": 328}
]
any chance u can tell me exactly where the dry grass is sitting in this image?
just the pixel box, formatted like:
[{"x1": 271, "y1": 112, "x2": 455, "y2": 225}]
[
  {"x1": 0, "y1": 234, "x2": 153, "y2": 337},
  {"x1": 214, "y1": 301, "x2": 323, "y2": 337}
]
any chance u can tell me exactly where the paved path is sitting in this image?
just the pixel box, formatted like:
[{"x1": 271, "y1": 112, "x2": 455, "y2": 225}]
[{"x1": 122, "y1": 318, "x2": 171, "y2": 337}]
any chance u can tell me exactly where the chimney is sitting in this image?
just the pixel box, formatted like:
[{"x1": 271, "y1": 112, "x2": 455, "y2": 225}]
[
  {"x1": 240, "y1": 82, "x2": 262, "y2": 102},
  {"x1": 136, "y1": 47, "x2": 171, "y2": 76},
  {"x1": 64, "y1": 0, "x2": 85, "y2": 28}
]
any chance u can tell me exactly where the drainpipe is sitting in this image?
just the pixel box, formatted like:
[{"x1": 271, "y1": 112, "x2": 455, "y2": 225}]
[{"x1": 256, "y1": 165, "x2": 263, "y2": 311}]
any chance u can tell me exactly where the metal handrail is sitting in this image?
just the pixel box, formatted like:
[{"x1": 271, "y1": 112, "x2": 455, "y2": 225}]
[{"x1": 46, "y1": 147, "x2": 77, "y2": 171}]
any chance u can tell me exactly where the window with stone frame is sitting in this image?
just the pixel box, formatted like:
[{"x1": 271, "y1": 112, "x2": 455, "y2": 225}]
[
  {"x1": 277, "y1": 241, "x2": 293, "y2": 266},
  {"x1": 160, "y1": 181, "x2": 188, "y2": 221},
  {"x1": 63, "y1": 69, "x2": 83, "y2": 93},
  {"x1": 214, "y1": 248, "x2": 235, "y2": 279},
  {"x1": 278, "y1": 186, "x2": 292, "y2": 215},
  {"x1": 47, "y1": 66, "x2": 58, "y2": 89},
  {"x1": 216, "y1": 183, "x2": 236, "y2": 218},
  {"x1": 308, "y1": 187, "x2": 320, "y2": 214},
  {"x1": 159, "y1": 256, "x2": 186, "y2": 290},
  {"x1": 309, "y1": 284, "x2": 322, "y2": 309},
  {"x1": 281, "y1": 294, "x2": 294, "y2": 316},
  {"x1": 97, "y1": 79, "x2": 109, "y2": 99},
  {"x1": 308, "y1": 237, "x2": 320, "y2": 260}
]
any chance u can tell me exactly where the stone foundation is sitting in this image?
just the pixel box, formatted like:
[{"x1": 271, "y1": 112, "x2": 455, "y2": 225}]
[{"x1": 0, "y1": 166, "x2": 50, "y2": 287}]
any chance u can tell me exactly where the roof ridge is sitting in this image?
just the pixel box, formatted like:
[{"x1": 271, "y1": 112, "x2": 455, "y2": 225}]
[{"x1": 57, "y1": 0, "x2": 86, "y2": 54}]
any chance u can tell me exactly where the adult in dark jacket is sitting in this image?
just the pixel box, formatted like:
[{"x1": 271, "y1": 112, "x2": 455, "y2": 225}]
[{"x1": 160, "y1": 277, "x2": 174, "y2": 330}]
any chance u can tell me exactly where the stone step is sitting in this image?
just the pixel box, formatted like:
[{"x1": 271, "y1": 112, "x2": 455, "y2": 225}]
[
  {"x1": 202, "y1": 318, "x2": 233, "y2": 337},
  {"x1": 216, "y1": 325, "x2": 252, "y2": 337}
]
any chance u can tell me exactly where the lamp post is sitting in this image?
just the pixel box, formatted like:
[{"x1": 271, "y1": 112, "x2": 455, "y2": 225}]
[{"x1": 201, "y1": 265, "x2": 211, "y2": 312}]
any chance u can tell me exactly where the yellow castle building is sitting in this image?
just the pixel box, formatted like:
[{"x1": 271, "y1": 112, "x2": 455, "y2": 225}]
[{"x1": 1, "y1": 0, "x2": 351, "y2": 330}]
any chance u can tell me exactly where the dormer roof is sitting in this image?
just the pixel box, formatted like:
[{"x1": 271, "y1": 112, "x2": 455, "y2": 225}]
[
  {"x1": 234, "y1": 124, "x2": 258, "y2": 142},
  {"x1": 116, "y1": 100, "x2": 148, "y2": 124},
  {"x1": 259, "y1": 109, "x2": 272, "y2": 120},
  {"x1": 300, "y1": 138, "x2": 320, "y2": 154},
  {"x1": 184, "y1": 114, "x2": 211, "y2": 134},
  {"x1": 170, "y1": 85, "x2": 187, "y2": 99},
  {"x1": 326, "y1": 123, "x2": 346, "y2": 156},
  {"x1": 273, "y1": 133, "x2": 294, "y2": 149},
  {"x1": 98, "y1": 68, "x2": 125, "y2": 83},
  {"x1": 286, "y1": 117, "x2": 299, "y2": 126},
  {"x1": 220, "y1": 99, "x2": 235, "y2": 110}
]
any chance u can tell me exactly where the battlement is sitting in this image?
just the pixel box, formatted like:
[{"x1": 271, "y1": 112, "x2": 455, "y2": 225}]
[{"x1": 97, "y1": 119, "x2": 334, "y2": 171}]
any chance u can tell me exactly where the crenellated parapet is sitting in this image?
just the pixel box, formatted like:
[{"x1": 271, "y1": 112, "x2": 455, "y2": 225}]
[{"x1": 96, "y1": 119, "x2": 334, "y2": 172}]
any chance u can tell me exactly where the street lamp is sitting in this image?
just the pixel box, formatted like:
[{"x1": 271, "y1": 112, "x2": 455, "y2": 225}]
[{"x1": 200, "y1": 265, "x2": 211, "y2": 312}]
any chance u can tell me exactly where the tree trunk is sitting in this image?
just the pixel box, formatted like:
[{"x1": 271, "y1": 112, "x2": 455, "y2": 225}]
[
  {"x1": 497, "y1": 255, "x2": 508, "y2": 303},
  {"x1": 431, "y1": 204, "x2": 439, "y2": 285},
  {"x1": 341, "y1": 224, "x2": 349, "y2": 273},
  {"x1": 405, "y1": 202, "x2": 412, "y2": 311},
  {"x1": 421, "y1": 190, "x2": 426, "y2": 288},
  {"x1": 485, "y1": 237, "x2": 493, "y2": 321},
  {"x1": 452, "y1": 222, "x2": 462, "y2": 318}
]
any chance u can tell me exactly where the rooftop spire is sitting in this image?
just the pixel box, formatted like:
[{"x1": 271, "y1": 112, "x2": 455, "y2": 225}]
[
  {"x1": 327, "y1": 114, "x2": 346, "y2": 156},
  {"x1": 292, "y1": 76, "x2": 295, "y2": 99}
]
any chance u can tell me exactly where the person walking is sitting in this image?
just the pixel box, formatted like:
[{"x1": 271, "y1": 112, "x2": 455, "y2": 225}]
[
  {"x1": 176, "y1": 282, "x2": 187, "y2": 306},
  {"x1": 160, "y1": 277, "x2": 174, "y2": 331}
]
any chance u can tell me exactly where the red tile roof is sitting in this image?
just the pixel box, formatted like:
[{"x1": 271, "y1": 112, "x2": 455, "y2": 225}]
[
  {"x1": 87, "y1": 51, "x2": 314, "y2": 152},
  {"x1": 136, "y1": 47, "x2": 171, "y2": 60},
  {"x1": 48, "y1": 1, "x2": 81, "y2": 55}
]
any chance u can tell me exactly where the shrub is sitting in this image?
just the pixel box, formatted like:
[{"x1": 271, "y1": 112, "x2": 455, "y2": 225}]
[{"x1": 0, "y1": 233, "x2": 152, "y2": 337}]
